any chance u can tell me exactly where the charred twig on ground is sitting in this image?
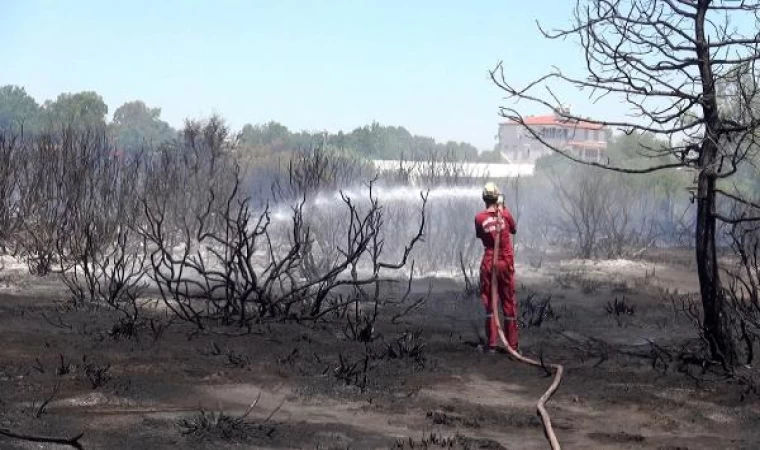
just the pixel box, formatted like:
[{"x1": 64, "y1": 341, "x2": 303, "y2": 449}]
[
  {"x1": 333, "y1": 353, "x2": 370, "y2": 391},
  {"x1": 178, "y1": 392, "x2": 280, "y2": 440},
  {"x1": 225, "y1": 349, "x2": 251, "y2": 369},
  {"x1": 81, "y1": 356, "x2": 111, "y2": 389},
  {"x1": 199, "y1": 341, "x2": 223, "y2": 357},
  {"x1": 519, "y1": 293, "x2": 557, "y2": 329},
  {"x1": 646, "y1": 339, "x2": 674, "y2": 373},
  {"x1": 178, "y1": 409, "x2": 272, "y2": 440},
  {"x1": 605, "y1": 297, "x2": 636, "y2": 327},
  {"x1": 40, "y1": 311, "x2": 73, "y2": 330},
  {"x1": 663, "y1": 288, "x2": 720, "y2": 366},
  {"x1": 108, "y1": 316, "x2": 142, "y2": 341},
  {"x1": 393, "y1": 432, "x2": 504, "y2": 450},
  {"x1": 277, "y1": 347, "x2": 300, "y2": 366},
  {"x1": 459, "y1": 251, "x2": 479, "y2": 297},
  {"x1": 56, "y1": 354, "x2": 71, "y2": 376},
  {"x1": 32, "y1": 358, "x2": 44, "y2": 374},
  {"x1": 262, "y1": 397, "x2": 286, "y2": 423},
  {"x1": 390, "y1": 266, "x2": 430, "y2": 324},
  {"x1": 32, "y1": 381, "x2": 60, "y2": 419},
  {"x1": 343, "y1": 314, "x2": 375, "y2": 343},
  {"x1": 559, "y1": 332, "x2": 610, "y2": 367},
  {"x1": 537, "y1": 346, "x2": 553, "y2": 378},
  {"x1": 147, "y1": 317, "x2": 172, "y2": 342},
  {"x1": 0, "y1": 428, "x2": 84, "y2": 450},
  {"x1": 383, "y1": 330, "x2": 427, "y2": 366},
  {"x1": 580, "y1": 277, "x2": 603, "y2": 295}
]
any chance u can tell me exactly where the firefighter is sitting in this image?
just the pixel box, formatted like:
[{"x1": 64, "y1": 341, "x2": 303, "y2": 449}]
[{"x1": 474, "y1": 182, "x2": 518, "y2": 353}]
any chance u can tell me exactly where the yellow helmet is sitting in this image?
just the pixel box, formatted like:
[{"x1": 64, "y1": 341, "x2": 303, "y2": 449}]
[{"x1": 482, "y1": 182, "x2": 500, "y2": 201}]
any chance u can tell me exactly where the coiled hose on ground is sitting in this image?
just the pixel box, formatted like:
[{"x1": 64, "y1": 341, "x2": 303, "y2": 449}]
[{"x1": 490, "y1": 208, "x2": 564, "y2": 450}]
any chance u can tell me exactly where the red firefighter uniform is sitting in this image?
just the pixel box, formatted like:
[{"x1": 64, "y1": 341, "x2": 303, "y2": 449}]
[{"x1": 474, "y1": 207, "x2": 518, "y2": 350}]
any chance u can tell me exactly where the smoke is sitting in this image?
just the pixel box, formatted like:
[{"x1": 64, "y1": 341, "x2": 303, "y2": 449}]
[
  {"x1": 261, "y1": 161, "x2": 700, "y2": 280},
  {"x1": 263, "y1": 184, "x2": 485, "y2": 278}
]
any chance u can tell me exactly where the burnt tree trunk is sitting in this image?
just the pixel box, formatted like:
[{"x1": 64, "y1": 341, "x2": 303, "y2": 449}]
[
  {"x1": 694, "y1": 1, "x2": 736, "y2": 367},
  {"x1": 695, "y1": 169, "x2": 735, "y2": 366}
]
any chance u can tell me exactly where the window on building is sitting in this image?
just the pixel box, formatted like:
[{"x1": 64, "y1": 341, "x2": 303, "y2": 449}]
[{"x1": 540, "y1": 127, "x2": 571, "y2": 140}]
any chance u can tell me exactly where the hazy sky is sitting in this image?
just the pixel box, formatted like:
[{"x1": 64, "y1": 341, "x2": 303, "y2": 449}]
[{"x1": 1, "y1": 1, "x2": 612, "y2": 150}]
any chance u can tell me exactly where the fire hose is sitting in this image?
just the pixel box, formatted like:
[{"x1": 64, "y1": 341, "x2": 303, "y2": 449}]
[{"x1": 491, "y1": 205, "x2": 564, "y2": 450}]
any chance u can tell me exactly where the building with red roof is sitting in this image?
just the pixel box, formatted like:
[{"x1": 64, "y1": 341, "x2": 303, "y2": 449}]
[{"x1": 497, "y1": 111, "x2": 609, "y2": 164}]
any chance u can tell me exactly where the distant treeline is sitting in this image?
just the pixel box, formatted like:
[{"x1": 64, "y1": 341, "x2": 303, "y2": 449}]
[{"x1": 0, "y1": 85, "x2": 501, "y2": 162}]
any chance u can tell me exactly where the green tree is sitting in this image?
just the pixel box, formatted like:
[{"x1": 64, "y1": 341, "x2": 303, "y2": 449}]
[
  {"x1": 239, "y1": 120, "x2": 483, "y2": 161},
  {"x1": 444, "y1": 141, "x2": 479, "y2": 160},
  {"x1": 110, "y1": 100, "x2": 176, "y2": 150},
  {"x1": 478, "y1": 148, "x2": 504, "y2": 163},
  {"x1": 0, "y1": 85, "x2": 41, "y2": 133},
  {"x1": 240, "y1": 121, "x2": 294, "y2": 150},
  {"x1": 335, "y1": 122, "x2": 480, "y2": 160},
  {"x1": 607, "y1": 132, "x2": 663, "y2": 163},
  {"x1": 42, "y1": 91, "x2": 108, "y2": 130}
]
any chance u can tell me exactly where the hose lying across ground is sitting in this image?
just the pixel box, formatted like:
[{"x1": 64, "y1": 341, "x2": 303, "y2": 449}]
[{"x1": 491, "y1": 209, "x2": 564, "y2": 450}]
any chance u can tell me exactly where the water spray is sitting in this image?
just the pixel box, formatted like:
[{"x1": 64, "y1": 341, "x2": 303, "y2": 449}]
[{"x1": 270, "y1": 185, "x2": 485, "y2": 221}]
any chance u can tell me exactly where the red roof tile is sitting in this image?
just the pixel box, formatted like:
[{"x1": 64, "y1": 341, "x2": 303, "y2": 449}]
[{"x1": 502, "y1": 115, "x2": 605, "y2": 130}]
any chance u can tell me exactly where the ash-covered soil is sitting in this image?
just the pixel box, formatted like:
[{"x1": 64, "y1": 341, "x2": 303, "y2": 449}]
[{"x1": 0, "y1": 251, "x2": 758, "y2": 449}]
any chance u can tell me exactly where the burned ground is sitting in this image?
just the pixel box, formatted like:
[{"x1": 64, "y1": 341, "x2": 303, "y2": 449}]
[{"x1": 0, "y1": 253, "x2": 758, "y2": 450}]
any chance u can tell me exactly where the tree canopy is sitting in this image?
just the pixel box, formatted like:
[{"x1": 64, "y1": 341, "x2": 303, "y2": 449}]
[
  {"x1": 110, "y1": 100, "x2": 176, "y2": 150},
  {"x1": 0, "y1": 85, "x2": 490, "y2": 161},
  {"x1": 0, "y1": 85, "x2": 41, "y2": 132},
  {"x1": 42, "y1": 91, "x2": 108, "y2": 130},
  {"x1": 239, "y1": 120, "x2": 483, "y2": 161}
]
